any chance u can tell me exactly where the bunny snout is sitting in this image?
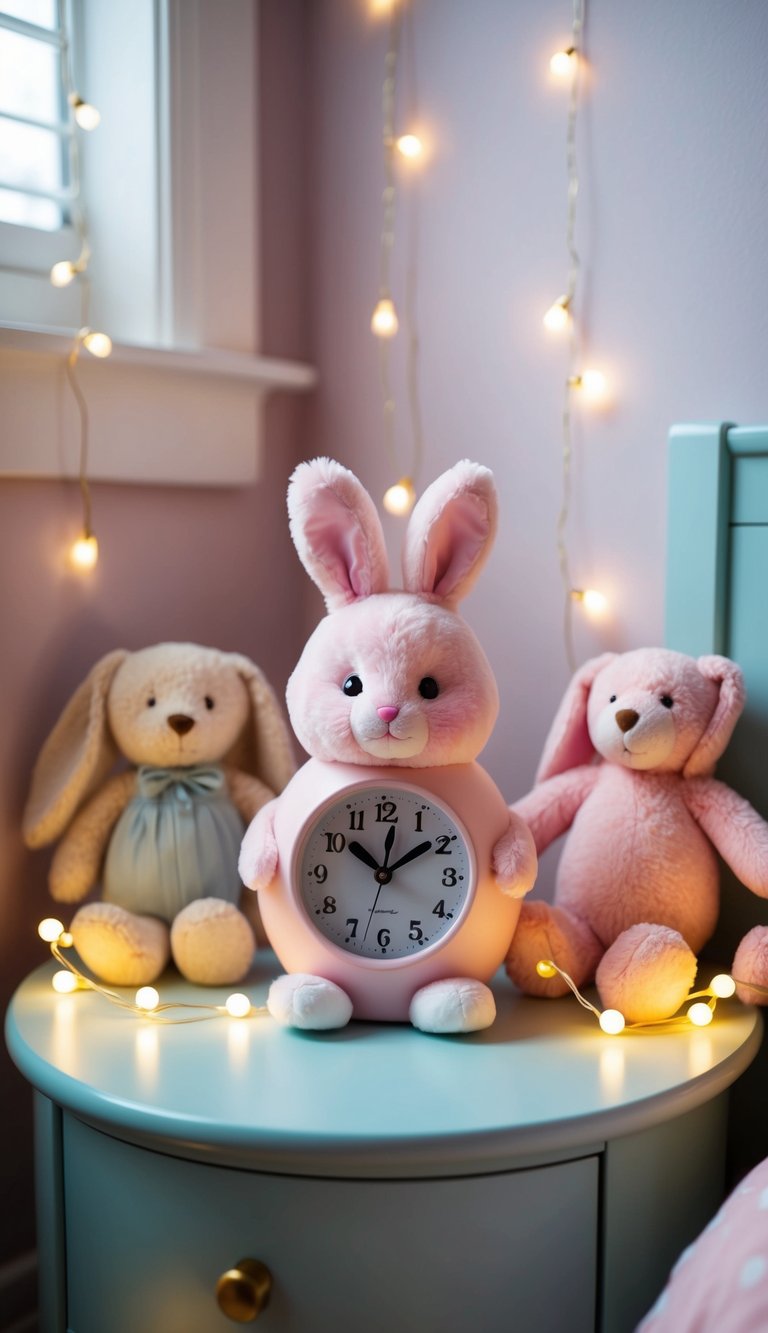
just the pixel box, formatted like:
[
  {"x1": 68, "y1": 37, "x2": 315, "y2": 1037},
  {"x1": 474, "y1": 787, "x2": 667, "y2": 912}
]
[
  {"x1": 168, "y1": 713, "x2": 196, "y2": 736},
  {"x1": 591, "y1": 694, "x2": 677, "y2": 769}
]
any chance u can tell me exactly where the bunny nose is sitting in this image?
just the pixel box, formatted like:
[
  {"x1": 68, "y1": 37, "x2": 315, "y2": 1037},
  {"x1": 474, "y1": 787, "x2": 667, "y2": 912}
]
[
  {"x1": 615, "y1": 709, "x2": 639, "y2": 734},
  {"x1": 377, "y1": 706, "x2": 400, "y2": 724},
  {"x1": 168, "y1": 714, "x2": 195, "y2": 736}
]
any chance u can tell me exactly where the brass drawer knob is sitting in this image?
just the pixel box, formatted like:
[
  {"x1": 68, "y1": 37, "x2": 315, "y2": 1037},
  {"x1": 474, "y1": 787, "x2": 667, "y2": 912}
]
[{"x1": 216, "y1": 1258, "x2": 272, "y2": 1323}]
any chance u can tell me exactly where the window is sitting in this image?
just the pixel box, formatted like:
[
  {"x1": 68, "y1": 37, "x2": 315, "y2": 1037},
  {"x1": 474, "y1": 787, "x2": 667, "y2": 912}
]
[{"x1": 0, "y1": 0, "x2": 70, "y2": 232}]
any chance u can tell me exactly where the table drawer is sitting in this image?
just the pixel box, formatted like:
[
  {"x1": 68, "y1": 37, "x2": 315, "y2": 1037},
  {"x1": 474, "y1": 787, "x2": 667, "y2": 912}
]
[{"x1": 63, "y1": 1115, "x2": 598, "y2": 1333}]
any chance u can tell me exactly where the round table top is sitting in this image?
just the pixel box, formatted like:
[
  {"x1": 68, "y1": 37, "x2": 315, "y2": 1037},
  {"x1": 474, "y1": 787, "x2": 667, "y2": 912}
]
[{"x1": 6, "y1": 957, "x2": 762, "y2": 1179}]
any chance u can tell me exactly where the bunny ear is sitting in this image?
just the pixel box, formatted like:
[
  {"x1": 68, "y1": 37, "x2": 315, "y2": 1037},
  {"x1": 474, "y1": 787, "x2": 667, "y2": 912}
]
[
  {"x1": 402, "y1": 461, "x2": 498, "y2": 604},
  {"x1": 22, "y1": 649, "x2": 128, "y2": 848},
  {"x1": 226, "y1": 654, "x2": 296, "y2": 795},
  {"x1": 536, "y1": 653, "x2": 617, "y2": 783},
  {"x1": 287, "y1": 458, "x2": 390, "y2": 612},
  {"x1": 683, "y1": 655, "x2": 745, "y2": 778}
]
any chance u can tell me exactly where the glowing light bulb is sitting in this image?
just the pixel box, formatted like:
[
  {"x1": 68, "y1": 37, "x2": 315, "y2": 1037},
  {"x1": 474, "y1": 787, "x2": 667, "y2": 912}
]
[
  {"x1": 396, "y1": 133, "x2": 423, "y2": 159},
  {"x1": 50, "y1": 260, "x2": 77, "y2": 288},
  {"x1": 70, "y1": 95, "x2": 100, "y2": 130},
  {"x1": 569, "y1": 368, "x2": 609, "y2": 404},
  {"x1": 688, "y1": 1001, "x2": 714, "y2": 1027},
  {"x1": 81, "y1": 328, "x2": 112, "y2": 358},
  {"x1": 536, "y1": 960, "x2": 558, "y2": 979},
  {"x1": 371, "y1": 297, "x2": 399, "y2": 338},
  {"x1": 599, "y1": 1009, "x2": 626, "y2": 1035},
  {"x1": 383, "y1": 476, "x2": 416, "y2": 516},
  {"x1": 710, "y1": 974, "x2": 737, "y2": 999},
  {"x1": 550, "y1": 47, "x2": 577, "y2": 78},
  {"x1": 572, "y1": 587, "x2": 609, "y2": 618},
  {"x1": 59, "y1": 931, "x2": 74, "y2": 949},
  {"x1": 52, "y1": 970, "x2": 79, "y2": 994},
  {"x1": 70, "y1": 533, "x2": 99, "y2": 571},
  {"x1": 543, "y1": 297, "x2": 571, "y2": 332},
  {"x1": 38, "y1": 918, "x2": 65, "y2": 943},
  {"x1": 135, "y1": 986, "x2": 160, "y2": 1011},
  {"x1": 225, "y1": 993, "x2": 252, "y2": 1019}
]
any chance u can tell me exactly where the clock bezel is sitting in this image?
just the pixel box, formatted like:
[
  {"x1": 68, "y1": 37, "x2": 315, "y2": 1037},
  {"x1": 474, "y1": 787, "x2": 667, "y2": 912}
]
[{"x1": 290, "y1": 778, "x2": 478, "y2": 969}]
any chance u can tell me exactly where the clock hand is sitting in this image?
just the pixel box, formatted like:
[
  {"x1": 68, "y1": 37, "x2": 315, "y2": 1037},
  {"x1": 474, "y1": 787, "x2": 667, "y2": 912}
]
[
  {"x1": 387, "y1": 841, "x2": 433, "y2": 873},
  {"x1": 348, "y1": 841, "x2": 380, "y2": 872},
  {"x1": 363, "y1": 826, "x2": 398, "y2": 942}
]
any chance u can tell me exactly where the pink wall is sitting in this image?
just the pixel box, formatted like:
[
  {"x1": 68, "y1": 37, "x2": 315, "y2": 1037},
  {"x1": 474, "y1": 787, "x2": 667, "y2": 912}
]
[{"x1": 307, "y1": 0, "x2": 768, "y2": 810}]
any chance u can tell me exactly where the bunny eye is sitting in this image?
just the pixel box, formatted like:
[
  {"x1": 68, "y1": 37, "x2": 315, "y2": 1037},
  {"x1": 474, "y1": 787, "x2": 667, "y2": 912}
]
[
  {"x1": 342, "y1": 675, "x2": 363, "y2": 697},
  {"x1": 147, "y1": 697, "x2": 157, "y2": 708},
  {"x1": 418, "y1": 677, "x2": 440, "y2": 700},
  {"x1": 660, "y1": 694, "x2": 674, "y2": 709},
  {"x1": 204, "y1": 696, "x2": 215, "y2": 710},
  {"x1": 609, "y1": 695, "x2": 617, "y2": 703}
]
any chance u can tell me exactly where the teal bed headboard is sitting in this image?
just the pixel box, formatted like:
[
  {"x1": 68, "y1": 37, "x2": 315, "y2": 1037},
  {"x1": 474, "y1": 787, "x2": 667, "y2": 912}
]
[{"x1": 666, "y1": 421, "x2": 768, "y2": 1178}]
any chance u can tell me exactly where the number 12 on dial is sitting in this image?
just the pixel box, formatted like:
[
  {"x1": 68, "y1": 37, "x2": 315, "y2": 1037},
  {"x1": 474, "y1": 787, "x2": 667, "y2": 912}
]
[{"x1": 297, "y1": 785, "x2": 475, "y2": 960}]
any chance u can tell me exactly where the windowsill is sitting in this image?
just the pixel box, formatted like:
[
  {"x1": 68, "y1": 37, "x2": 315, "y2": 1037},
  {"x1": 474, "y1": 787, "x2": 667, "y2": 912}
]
[{"x1": 0, "y1": 321, "x2": 318, "y2": 486}]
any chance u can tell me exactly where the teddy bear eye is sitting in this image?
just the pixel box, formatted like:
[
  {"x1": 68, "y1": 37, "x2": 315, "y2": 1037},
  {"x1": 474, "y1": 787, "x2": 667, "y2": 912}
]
[
  {"x1": 418, "y1": 676, "x2": 440, "y2": 700},
  {"x1": 609, "y1": 695, "x2": 617, "y2": 704},
  {"x1": 660, "y1": 694, "x2": 674, "y2": 709},
  {"x1": 343, "y1": 675, "x2": 363, "y2": 697},
  {"x1": 204, "y1": 696, "x2": 215, "y2": 710},
  {"x1": 147, "y1": 697, "x2": 156, "y2": 708}
]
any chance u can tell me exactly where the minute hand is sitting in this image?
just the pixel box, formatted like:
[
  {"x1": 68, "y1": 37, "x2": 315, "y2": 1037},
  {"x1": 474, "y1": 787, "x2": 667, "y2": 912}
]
[{"x1": 387, "y1": 841, "x2": 433, "y2": 873}]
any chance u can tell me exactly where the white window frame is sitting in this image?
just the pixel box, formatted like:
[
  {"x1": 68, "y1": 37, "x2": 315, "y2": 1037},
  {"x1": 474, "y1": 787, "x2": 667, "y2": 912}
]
[{"x1": 0, "y1": 0, "x2": 316, "y2": 486}]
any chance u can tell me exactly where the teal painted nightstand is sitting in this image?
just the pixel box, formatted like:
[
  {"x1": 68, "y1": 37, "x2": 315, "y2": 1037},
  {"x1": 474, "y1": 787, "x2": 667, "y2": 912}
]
[{"x1": 5, "y1": 957, "x2": 761, "y2": 1333}]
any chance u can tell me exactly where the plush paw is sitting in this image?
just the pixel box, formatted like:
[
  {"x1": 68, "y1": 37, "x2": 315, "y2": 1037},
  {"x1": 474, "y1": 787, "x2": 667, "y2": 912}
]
[
  {"x1": 267, "y1": 974, "x2": 353, "y2": 1030},
  {"x1": 170, "y1": 899, "x2": 255, "y2": 986},
  {"x1": 505, "y1": 901, "x2": 602, "y2": 997},
  {"x1": 409, "y1": 978, "x2": 496, "y2": 1034},
  {"x1": 492, "y1": 815, "x2": 538, "y2": 898},
  {"x1": 597, "y1": 923, "x2": 697, "y2": 1023},
  {"x1": 732, "y1": 926, "x2": 768, "y2": 1005},
  {"x1": 71, "y1": 903, "x2": 170, "y2": 986},
  {"x1": 238, "y1": 801, "x2": 279, "y2": 892}
]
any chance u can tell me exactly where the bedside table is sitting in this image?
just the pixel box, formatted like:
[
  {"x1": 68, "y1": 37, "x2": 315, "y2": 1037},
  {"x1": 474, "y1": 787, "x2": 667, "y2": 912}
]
[{"x1": 5, "y1": 956, "x2": 762, "y2": 1333}]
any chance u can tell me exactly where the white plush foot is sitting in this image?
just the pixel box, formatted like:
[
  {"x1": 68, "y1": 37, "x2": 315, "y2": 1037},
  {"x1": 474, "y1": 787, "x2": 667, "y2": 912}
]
[
  {"x1": 170, "y1": 899, "x2": 255, "y2": 986},
  {"x1": 71, "y1": 903, "x2": 170, "y2": 986},
  {"x1": 267, "y1": 973, "x2": 353, "y2": 1030},
  {"x1": 409, "y1": 978, "x2": 496, "y2": 1034}
]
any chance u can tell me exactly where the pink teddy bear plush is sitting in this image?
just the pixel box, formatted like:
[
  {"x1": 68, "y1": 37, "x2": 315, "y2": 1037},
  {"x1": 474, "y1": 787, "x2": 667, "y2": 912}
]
[{"x1": 505, "y1": 648, "x2": 768, "y2": 1022}]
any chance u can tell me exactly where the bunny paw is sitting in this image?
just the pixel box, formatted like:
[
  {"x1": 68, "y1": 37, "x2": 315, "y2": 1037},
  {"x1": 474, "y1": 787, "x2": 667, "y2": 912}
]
[
  {"x1": 267, "y1": 973, "x2": 353, "y2": 1030},
  {"x1": 492, "y1": 816, "x2": 538, "y2": 898},
  {"x1": 171, "y1": 899, "x2": 255, "y2": 986},
  {"x1": 71, "y1": 903, "x2": 170, "y2": 986},
  {"x1": 409, "y1": 978, "x2": 496, "y2": 1033}
]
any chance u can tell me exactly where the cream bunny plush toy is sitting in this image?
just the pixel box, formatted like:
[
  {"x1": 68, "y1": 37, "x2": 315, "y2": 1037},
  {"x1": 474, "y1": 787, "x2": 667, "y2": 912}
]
[
  {"x1": 505, "y1": 648, "x2": 768, "y2": 1022},
  {"x1": 23, "y1": 643, "x2": 295, "y2": 986},
  {"x1": 239, "y1": 458, "x2": 537, "y2": 1034}
]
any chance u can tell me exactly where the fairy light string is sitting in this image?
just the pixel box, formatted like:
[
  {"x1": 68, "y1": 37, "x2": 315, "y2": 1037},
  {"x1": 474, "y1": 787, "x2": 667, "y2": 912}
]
[
  {"x1": 38, "y1": 919, "x2": 267, "y2": 1025},
  {"x1": 50, "y1": 8, "x2": 111, "y2": 571},
  {"x1": 547, "y1": 0, "x2": 610, "y2": 669},
  {"x1": 371, "y1": 0, "x2": 426, "y2": 517},
  {"x1": 535, "y1": 958, "x2": 767, "y2": 1035}
]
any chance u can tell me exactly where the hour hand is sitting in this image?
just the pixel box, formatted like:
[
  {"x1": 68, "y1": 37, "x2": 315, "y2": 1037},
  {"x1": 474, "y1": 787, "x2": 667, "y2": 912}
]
[
  {"x1": 348, "y1": 840, "x2": 380, "y2": 872},
  {"x1": 388, "y1": 841, "x2": 433, "y2": 873}
]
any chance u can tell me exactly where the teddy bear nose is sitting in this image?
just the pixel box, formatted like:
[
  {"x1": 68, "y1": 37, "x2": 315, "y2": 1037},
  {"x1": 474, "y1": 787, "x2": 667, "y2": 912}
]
[
  {"x1": 615, "y1": 709, "x2": 639, "y2": 734},
  {"x1": 168, "y1": 714, "x2": 196, "y2": 736},
  {"x1": 377, "y1": 706, "x2": 399, "y2": 723}
]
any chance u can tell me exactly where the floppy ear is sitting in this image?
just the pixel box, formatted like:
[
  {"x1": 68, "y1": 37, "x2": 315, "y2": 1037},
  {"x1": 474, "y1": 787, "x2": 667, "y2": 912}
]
[
  {"x1": 226, "y1": 654, "x2": 296, "y2": 796},
  {"x1": 22, "y1": 649, "x2": 128, "y2": 848},
  {"x1": 536, "y1": 653, "x2": 617, "y2": 783},
  {"x1": 287, "y1": 457, "x2": 390, "y2": 612},
  {"x1": 402, "y1": 460, "x2": 498, "y2": 605},
  {"x1": 683, "y1": 655, "x2": 745, "y2": 778}
]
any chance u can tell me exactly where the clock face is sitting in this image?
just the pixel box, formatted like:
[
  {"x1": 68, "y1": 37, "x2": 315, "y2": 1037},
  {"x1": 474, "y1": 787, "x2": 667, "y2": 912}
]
[{"x1": 295, "y1": 784, "x2": 475, "y2": 961}]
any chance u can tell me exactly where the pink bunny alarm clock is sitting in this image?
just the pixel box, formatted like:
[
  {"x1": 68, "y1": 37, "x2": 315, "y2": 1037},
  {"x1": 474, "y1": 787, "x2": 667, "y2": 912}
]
[{"x1": 239, "y1": 458, "x2": 537, "y2": 1033}]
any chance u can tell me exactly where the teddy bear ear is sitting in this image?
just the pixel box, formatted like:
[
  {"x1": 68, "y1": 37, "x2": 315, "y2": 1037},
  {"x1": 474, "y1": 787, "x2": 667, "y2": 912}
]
[
  {"x1": 683, "y1": 655, "x2": 745, "y2": 778},
  {"x1": 535, "y1": 652, "x2": 617, "y2": 783},
  {"x1": 287, "y1": 458, "x2": 390, "y2": 612},
  {"x1": 226, "y1": 655, "x2": 296, "y2": 796},
  {"x1": 401, "y1": 461, "x2": 498, "y2": 605},
  {"x1": 22, "y1": 649, "x2": 128, "y2": 848}
]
